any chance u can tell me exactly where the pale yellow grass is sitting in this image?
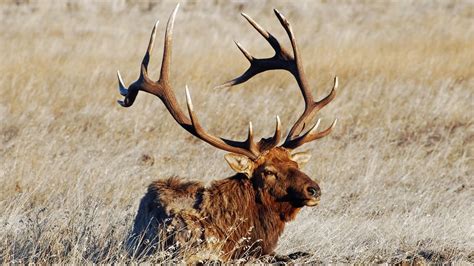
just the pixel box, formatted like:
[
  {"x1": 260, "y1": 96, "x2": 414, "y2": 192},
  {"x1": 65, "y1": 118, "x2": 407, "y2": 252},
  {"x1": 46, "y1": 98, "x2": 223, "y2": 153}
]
[{"x1": 0, "y1": 0, "x2": 473, "y2": 263}]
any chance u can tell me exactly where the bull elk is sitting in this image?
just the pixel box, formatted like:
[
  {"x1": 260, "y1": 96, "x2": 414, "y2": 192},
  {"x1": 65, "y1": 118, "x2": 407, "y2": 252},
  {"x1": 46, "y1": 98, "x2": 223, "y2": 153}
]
[{"x1": 118, "y1": 5, "x2": 338, "y2": 262}]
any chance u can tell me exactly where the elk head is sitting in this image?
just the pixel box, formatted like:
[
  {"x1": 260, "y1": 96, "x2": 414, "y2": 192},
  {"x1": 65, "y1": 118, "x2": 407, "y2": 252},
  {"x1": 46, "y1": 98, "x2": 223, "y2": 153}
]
[
  {"x1": 117, "y1": 5, "x2": 337, "y2": 210},
  {"x1": 225, "y1": 147, "x2": 321, "y2": 211}
]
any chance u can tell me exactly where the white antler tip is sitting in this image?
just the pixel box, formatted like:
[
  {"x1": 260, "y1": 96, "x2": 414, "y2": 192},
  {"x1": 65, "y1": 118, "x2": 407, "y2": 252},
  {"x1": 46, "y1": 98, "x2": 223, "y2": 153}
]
[
  {"x1": 172, "y1": 3, "x2": 180, "y2": 16},
  {"x1": 117, "y1": 70, "x2": 128, "y2": 96},
  {"x1": 234, "y1": 41, "x2": 244, "y2": 50},
  {"x1": 248, "y1": 121, "x2": 255, "y2": 134},
  {"x1": 309, "y1": 119, "x2": 321, "y2": 134},
  {"x1": 333, "y1": 118, "x2": 338, "y2": 127},
  {"x1": 185, "y1": 85, "x2": 194, "y2": 111},
  {"x1": 315, "y1": 118, "x2": 321, "y2": 128},
  {"x1": 334, "y1": 76, "x2": 339, "y2": 90},
  {"x1": 275, "y1": 115, "x2": 281, "y2": 131},
  {"x1": 167, "y1": 3, "x2": 180, "y2": 30}
]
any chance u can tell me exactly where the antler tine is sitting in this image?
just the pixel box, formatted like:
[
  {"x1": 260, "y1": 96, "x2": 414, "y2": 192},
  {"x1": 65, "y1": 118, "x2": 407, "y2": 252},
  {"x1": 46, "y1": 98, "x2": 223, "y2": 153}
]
[
  {"x1": 265, "y1": 116, "x2": 282, "y2": 149},
  {"x1": 140, "y1": 19, "x2": 159, "y2": 79},
  {"x1": 117, "y1": 70, "x2": 139, "y2": 107},
  {"x1": 273, "y1": 115, "x2": 282, "y2": 145},
  {"x1": 283, "y1": 119, "x2": 337, "y2": 149},
  {"x1": 273, "y1": 9, "x2": 312, "y2": 105},
  {"x1": 241, "y1": 12, "x2": 283, "y2": 53},
  {"x1": 315, "y1": 76, "x2": 338, "y2": 111},
  {"x1": 246, "y1": 122, "x2": 259, "y2": 155},
  {"x1": 159, "y1": 3, "x2": 180, "y2": 83},
  {"x1": 234, "y1": 41, "x2": 253, "y2": 62},
  {"x1": 117, "y1": 70, "x2": 128, "y2": 96}
]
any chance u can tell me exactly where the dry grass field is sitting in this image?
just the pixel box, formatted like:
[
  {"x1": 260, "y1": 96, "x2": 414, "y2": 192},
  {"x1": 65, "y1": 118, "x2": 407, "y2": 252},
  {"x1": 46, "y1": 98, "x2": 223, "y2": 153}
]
[{"x1": 1, "y1": 0, "x2": 473, "y2": 264}]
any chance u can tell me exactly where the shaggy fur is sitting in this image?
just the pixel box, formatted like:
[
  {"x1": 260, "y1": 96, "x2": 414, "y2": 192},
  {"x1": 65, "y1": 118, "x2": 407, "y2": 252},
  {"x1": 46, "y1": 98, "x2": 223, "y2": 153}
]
[{"x1": 126, "y1": 147, "x2": 320, "y2": 261}]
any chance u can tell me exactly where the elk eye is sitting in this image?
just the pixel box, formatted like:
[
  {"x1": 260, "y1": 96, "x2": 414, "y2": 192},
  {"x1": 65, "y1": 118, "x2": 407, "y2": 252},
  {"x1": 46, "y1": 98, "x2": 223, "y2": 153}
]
[{"x1": 263, "y1": 170, "x2": 276, "y2": 177}]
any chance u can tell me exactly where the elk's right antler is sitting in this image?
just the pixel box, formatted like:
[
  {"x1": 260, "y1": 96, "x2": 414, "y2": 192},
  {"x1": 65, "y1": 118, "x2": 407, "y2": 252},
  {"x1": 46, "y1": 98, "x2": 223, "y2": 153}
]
[
  {"x1": 217, "y1": 9, "x2": 338, "y2": 150},
  {"x1": 117, "y1": 5, "x2": 281, "y2": 161}
]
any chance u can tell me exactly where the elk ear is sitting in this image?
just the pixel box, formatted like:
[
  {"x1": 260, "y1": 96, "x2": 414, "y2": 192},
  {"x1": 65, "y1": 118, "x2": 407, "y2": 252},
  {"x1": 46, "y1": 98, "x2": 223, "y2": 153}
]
[
  {"x1": 224, "y1": 153, "x2": 255, "y2": 177},
  {"x1": 291, "y1": 151, "x2": 311, "y2": 167}
]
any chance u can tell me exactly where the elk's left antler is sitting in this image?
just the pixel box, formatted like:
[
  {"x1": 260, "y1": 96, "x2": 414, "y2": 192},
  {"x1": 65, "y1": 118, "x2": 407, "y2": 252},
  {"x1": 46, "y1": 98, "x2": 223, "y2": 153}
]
[{"x1": 217, "y1": 9, "x2": 338, "y2": 150}]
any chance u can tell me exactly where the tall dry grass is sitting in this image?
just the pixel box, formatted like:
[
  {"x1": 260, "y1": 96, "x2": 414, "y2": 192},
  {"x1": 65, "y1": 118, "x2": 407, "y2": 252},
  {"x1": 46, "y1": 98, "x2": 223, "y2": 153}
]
[{"x1": 0, "y1": 0, "x2": 473, "y2": 263}]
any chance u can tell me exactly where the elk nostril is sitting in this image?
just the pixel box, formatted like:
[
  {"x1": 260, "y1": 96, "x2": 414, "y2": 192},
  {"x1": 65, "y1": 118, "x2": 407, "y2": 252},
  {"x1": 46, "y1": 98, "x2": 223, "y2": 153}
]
[{"x1": 307, "y1": 187, "x2": 319, "y2": 197}]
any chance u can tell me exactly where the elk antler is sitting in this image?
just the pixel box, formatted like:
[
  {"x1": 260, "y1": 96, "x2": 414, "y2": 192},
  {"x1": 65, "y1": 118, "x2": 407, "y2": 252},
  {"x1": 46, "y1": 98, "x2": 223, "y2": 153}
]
[
  {"x1": 117, "y1": 5, "x2": 281, "y2": 161},
  {"x1": 217, "y1": 9, "x2": 338, "y2": 150}
]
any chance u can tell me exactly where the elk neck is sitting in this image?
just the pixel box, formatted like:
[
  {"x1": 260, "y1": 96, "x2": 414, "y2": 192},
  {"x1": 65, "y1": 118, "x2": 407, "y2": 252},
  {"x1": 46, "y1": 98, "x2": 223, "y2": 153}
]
[{"x1": 196, "y1": 173, "x2": 300, "y2": 255}]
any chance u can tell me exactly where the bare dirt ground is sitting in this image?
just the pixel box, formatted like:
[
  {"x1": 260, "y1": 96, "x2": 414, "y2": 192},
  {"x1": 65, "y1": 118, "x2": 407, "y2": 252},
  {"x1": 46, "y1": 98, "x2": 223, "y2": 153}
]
[{"x1": 0, "y1": 0, "x2": 473, "y2": 264}]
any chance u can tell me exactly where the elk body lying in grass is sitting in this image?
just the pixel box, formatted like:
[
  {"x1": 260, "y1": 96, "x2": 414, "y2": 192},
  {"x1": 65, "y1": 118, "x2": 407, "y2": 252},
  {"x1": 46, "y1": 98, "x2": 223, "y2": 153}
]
[{"x1": 118, "y1": 5, "x2": 338, "y2": 262}]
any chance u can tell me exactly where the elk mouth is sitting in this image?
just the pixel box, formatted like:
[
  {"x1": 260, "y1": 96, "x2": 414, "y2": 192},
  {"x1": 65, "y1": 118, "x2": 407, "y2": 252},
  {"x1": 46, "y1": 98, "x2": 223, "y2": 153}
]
[
  {"x1": 304, "y1": 197, "x2": 320, "y2": 207},
  {"x1": 282, "y1": 194, "x2": 320, "y2": 207}
]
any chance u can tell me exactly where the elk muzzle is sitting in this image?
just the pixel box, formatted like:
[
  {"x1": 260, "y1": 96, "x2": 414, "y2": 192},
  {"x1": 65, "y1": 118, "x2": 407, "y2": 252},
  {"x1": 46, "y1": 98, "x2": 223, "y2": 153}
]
[
  {"x1": 304, "y1": 184, "x2": 321, "y2": 206},
  {"x1": 286, "y1": 168, "x2": 321, "y2": 207}
]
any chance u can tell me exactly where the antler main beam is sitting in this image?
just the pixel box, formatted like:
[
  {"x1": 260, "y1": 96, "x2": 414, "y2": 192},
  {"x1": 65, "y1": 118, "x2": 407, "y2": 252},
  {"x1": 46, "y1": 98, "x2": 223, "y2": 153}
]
[
  {"x1": 117, "y1": 5, "x2": 282, "y2": 160},
  {"x1": 217, "y1": 9, "x2": 338, "y2": 149}
]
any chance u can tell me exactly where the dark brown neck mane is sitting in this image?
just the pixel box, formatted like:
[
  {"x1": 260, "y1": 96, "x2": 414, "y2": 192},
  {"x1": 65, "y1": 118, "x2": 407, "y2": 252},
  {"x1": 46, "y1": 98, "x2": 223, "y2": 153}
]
[{"x1": 197, "y1": 174, "x2": 301, "y2": 258}]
